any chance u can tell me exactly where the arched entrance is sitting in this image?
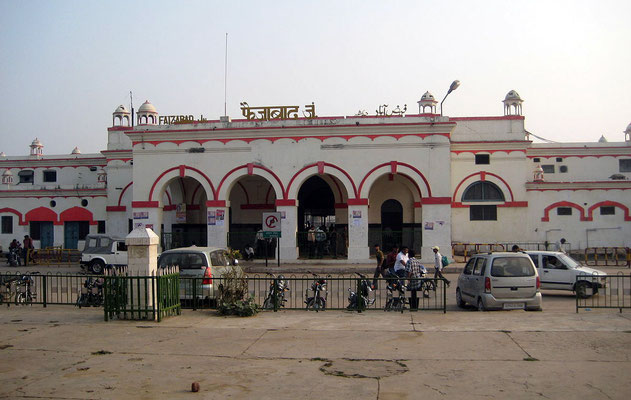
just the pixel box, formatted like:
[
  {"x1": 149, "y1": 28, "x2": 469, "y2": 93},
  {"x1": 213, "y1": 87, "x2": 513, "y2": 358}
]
[
  {"x1": 160, "y1": 176, "x2": 209, "y2": 249},
  {"x1": 368, "y1": 174, "x2": 422, "y2": 254},
  {"x1": 381, "y1": 199, "x2": 403, "y2": 251},
  {"x1": 297, "y1": 175, "x2": 345, "y2": 258},
  {"x1": 227, "y1": 175, "x2": 277, "y2": 259}
]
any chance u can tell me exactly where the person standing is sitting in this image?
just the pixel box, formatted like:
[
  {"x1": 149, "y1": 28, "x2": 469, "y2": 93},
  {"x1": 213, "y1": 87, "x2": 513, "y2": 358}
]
[
  {"x1": 372, "y1": 244, "x2": 385, "y2": 289},
  {"x1": 432, "y1": 246, "x2": 450, "y2": 287},
  {"x1": 405, "y1": 250, "x2": 424, "y2": 310},
  {"x1": 23, "y1": 235, "x2": 34, "y2": 266},
  {"x1": 393, "y1": 246, "x2": 409, "y2": 278}
]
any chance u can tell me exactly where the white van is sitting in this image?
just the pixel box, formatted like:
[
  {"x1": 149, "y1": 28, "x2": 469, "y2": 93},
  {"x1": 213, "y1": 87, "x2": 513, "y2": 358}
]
[{"x1": 525, "y1": 251, "x2": 606, "y2": 298}]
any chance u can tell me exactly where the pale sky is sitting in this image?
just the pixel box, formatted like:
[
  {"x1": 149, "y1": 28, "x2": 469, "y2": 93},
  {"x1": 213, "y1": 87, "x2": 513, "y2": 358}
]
[{"x1": 1, "y1": 0, "x2": 630, "y2": 156}]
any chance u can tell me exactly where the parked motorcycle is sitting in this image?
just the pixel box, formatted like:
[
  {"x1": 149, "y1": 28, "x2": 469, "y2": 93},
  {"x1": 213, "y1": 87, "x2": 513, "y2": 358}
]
[
  {"x1": 76, "y1": 276, "x2": 104, "y2": 308},
  {"x1": 14, "y1": 274, "x2": 36, "y2": 305},
  {"x1": 384, "y1": 271, "x2": 407, "y2": 312},
  {"x1": 6, "y1": 245, "x2": 21, "y2": 267},
  {"x1": 263, "y1": 273, "x2": 290, "y2": 309},
  {"x1": 305, "y1": 272, "x2": 327, "y2": 311},
  {"x1": 347, "y1": 272, "x2": 375, "y2": 311}
]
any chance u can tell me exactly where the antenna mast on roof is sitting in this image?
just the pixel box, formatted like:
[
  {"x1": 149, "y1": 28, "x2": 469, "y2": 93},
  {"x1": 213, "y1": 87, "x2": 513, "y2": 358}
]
[
  {"x1": 130, "y1": 91, "x2": 134, "y2": 127},
  {"x1": 224, "y1": 33, "x2": 228, "y2": 117}
]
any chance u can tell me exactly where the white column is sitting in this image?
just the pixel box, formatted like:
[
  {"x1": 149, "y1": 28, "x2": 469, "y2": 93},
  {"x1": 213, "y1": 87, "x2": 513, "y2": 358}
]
[
  {"x1": 347, "y1": 204, "x2": 370, "y2": 262},
  {"x1": 206, "y1": 203, "x2": 228, "y2": 248},
  {"x1": 420, "y1": 203, "x2": 452, "y2": 263},
  {"x1": 125, "y1": 227, "x2": 159, "y2": 318},
  {"x1": 276, "y1": 204, "x2": 298, "y2": 261}
]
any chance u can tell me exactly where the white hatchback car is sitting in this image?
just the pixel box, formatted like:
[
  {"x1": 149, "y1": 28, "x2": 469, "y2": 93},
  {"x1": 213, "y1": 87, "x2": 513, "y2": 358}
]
[
  {"x1": 525, "y1": 251, "x2": 606, "y2": 298},
  {"x1": 456, "y1": 252, "x2": 542, "y2": 311}
]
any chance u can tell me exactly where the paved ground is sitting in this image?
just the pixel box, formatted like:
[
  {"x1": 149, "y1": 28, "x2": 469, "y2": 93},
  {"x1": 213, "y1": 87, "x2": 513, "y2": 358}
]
[{"x1": 1, "y1": 300, "x2": 631, "y2": 399}]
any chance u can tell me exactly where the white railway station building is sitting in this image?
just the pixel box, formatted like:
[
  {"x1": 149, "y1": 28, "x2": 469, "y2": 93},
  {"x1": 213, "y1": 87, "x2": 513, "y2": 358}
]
[{"x1": 1, "y1": 90, "x2": 630, "y2": 262}]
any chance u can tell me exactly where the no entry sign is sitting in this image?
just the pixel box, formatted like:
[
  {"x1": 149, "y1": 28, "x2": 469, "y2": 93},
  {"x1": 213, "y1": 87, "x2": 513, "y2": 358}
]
[{"x1": 262, "y1": 212, "x2": 282, "y2": 238}]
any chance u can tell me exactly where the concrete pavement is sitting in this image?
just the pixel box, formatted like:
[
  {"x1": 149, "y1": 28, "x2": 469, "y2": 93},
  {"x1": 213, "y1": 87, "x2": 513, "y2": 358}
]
[{"x1": 1, "y1": 304, "x2": 630, "y2": 399}]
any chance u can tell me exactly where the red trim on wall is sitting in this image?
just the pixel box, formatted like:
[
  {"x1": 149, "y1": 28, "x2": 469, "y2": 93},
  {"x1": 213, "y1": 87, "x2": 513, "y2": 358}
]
[
  {"x1": 132, "y1": 201, "x2": 160, "y2": 208},
  {"x1": 414, "y1": 202, "x2": 422, "y2": 208},
  {"x1": 217, "y1": 164, "x2": 285, "y2": 201},
  {"x1": 247, "y1": 163, "x2": 254, "y2": 175},
  {"x1": 450, "y1": 116, "x2": 525, "y2": 121},
  {"x1": 163, "y1": 205, "x2": 177, "y2": 211},
  {"x1": 117, "y1": 181, "x2": 133, "y2": 207},
  {"x1": 206, "y1": 200, "x2": 226, "y2": 207},
  {"x1": 451, "y1": 149, "x2": 527, "y2": 155},
  {"x1": 480, "y1": 172, "x2": 486, "y2": 182},
  {"x1": 334, "y1": 203, "x2": 348, "y2": 209},
  {"x1": 275, "y1": 199, "x2": 296, "y2": 206},
  {"x1": 587, "y1": 201, "x2": 631, "y2": 221},
  {"x1": 0, "y1": 208, "x2": 25, "y2": 225},
  {"x1": 358, "y1": 162, "x2": 432, "y2": 198},
  {"x1": 178, "y1": 165, "x2": 186, "y2": 178},
  {"x1": 149, "y1": 166, "x2": 215, "y2": 201},
  {"x1": 452, "y1": 171, "x2": 515, "y2": 203},
  {"x1": 347, "y1": 198, "x2": 369, "y2": 206},
  {"x1": 106, "y1": 206, "x2": 126, "y2": 212},
  {"x1": 317, "y1": 161, "x2": 325, "y2": 175},
  {"x1": 500, "y1": 201, "x2": 529, "y2": 207},
  {"x1": 541, "y1": 201, "x2": 587, "y2": 222},
  {"x1": 285, "y1": 162, "x2": 358, "y2": 199},
  {"x1": 187, "y1": 204, "x2": 201, "y2": 211},
  {"x1": 25, "y1": 207, "x2": 59, "y2": 225},
  {"x1": 421, "y1": 197, "x2": 452, "y2": 205},
  {"x1": 60, "y1": 207, "x2": 97, "y2": 225}
]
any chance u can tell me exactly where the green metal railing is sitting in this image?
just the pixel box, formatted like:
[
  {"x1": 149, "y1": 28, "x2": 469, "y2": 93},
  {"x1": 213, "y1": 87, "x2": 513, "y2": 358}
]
[{"x1": 576, "y1": 273, "x2": 631, "y2": 313}]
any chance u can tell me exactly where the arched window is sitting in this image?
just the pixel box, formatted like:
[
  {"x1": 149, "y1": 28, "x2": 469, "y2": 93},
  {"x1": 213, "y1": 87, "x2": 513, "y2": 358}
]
[{"x1": 462, "y1": 181, "x2": 505, "y2": 202}]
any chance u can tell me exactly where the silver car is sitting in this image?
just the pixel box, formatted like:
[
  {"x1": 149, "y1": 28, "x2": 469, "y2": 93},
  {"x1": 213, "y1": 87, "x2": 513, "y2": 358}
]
[
  {"x1": 456, "y1": 252, "x2": 542, "y2": 311},
  {"x1": 157, "y1": 246, "x2": 238, "y2": 304}
]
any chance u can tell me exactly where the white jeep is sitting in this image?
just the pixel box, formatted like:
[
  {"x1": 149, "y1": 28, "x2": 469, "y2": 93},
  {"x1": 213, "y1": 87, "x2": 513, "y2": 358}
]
[{"x1": 80, "y1": 234, "x2": 128, "y2": 274}]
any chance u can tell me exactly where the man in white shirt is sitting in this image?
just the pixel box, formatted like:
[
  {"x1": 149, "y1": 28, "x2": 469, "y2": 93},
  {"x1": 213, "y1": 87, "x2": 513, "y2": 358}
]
[
  {"x1": 432, "y1": 246, "x2": 450, "y2": 287},
  {"x1": 393, "y1": 246, "x2": 409, "y2": 278}
]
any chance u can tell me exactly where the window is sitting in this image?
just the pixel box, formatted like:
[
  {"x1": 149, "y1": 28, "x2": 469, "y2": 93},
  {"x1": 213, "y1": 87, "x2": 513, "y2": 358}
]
[
  {"x1": 78, "y1": 222, "x2": 90, "y2": 240},
  {"x1": 116, "y1": 242, "x2": 127, "y2": 252},
  {"x1": 541, "y1": 165, "x2": 555, "y2": 173},
  {"x1": 491, "y1": 257, "x2": 535, "y2": 277},
  {"x1": 528, "y1": 255, "x2": 539, "y2": 268},
  {"x1": 542, "y1": 256, "x2": 567, "y2": 270},
  {"x1": 462, "y1": 181, "x2": 505, "y2": 202},
  {"x1": 559, "y1": 165, "x2": 568, "y2": 173},
  {"x1": 463, "y1": 259, "x2": 475, "y2": 275},
  {"x1": 97, "y1": 220, "x2": 106, "y2": 234},
  {"x1": 18, "y1": 170, "x2": 34, "y2": 184},
  {"x1": 600, "y1": 206, "x2": 615, "y2": 215},
  {"x1": 81, "y1": 199, "x2": 88, "y2": 207},
  {"x1": 533, "y1": 158, "x2": 540, "y2": 163},
  {"x1": 1, "y1": 216, "x2": 13, "y2": 234},
  {"x1": 556, "y1": 157, "x2": 563, "y2": 162},
  {"x1": 475, "y1": 154, "x2": 490, "y2": 165},
  {"x1": 472, "y1": 258, "x2": 486, "y2": 276},
  {"x1": 43, "y1": 170, "x2": 57, "y2": 182},
  {"x1": 29, "y1": 221, "x2": 42, "y2": 240},
  {"x1": 620, "y1": 159, "x2": 631, "y2": 173},
  {"x1": 557, "y1": 207, "x2": 572, "y2": 216},
  {"x1": 470, "y1": 205, "x2": 497, "y2": 221}
]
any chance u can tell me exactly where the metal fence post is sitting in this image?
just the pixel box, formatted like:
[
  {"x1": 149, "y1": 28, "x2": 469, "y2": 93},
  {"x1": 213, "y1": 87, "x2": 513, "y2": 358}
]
[{"x1": 273, "y1": 277, "x2": 278, "y2": 312}]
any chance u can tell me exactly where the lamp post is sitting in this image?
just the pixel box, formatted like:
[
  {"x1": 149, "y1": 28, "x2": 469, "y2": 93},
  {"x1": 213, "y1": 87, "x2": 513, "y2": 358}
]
[{"x1": 439, "y1": 80, "x2": 460, "y2": 116}]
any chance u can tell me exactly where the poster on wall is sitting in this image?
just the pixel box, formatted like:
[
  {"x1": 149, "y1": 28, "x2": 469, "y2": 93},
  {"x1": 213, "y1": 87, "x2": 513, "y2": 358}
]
[
  {"x1": 352, "y1": 211, "x2": 362, "y2": 219},
  {"x1": 216, "y1": 210, "x2": 225, "y2": 226},
  {"x1": 280, "y1": 211, "x2": 286, "y2": 219},
  {"x1": 134, "y1": 222, "x2": 145, "y2": 229},
  {"x1": 145, "y1": 224, "x2": 154, "y2": 230},
  {"x1": 133, "y1": 211, "x2": 148, "y2": 220},
  {"x1": 175, "y1": 203, "x2": 187, "y2": 223},
  {"x1": 207, "y1": 210, "x2": 216, "y2": 226},
  {"x1": 424, "y1": 222, "x2": 434, "y2": 230}
]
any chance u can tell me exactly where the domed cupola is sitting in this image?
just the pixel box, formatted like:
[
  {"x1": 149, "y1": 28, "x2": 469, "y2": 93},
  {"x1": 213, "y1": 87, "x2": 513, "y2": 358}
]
[
  {"x1": 137, "y1": 100, "x2": 158, "y2": 125},
  {"x1": 625, "y1": 122, "x2": 631, "y2": 143},
  {"x1": 71, "y1": 147, "x2": 81, "y2": 155},
  {"x1": 113, "y1": 104, "x2": 131, "y2": 127},
  {"x1": 417, "y1": 91, "x2": 438, "y2": 114},
  {"x1": 30, "y1": 138, "x2": 43, "y2": 158},
  {"x1": 503, "y1": 90, "x2": 523, "y2": 116}
]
